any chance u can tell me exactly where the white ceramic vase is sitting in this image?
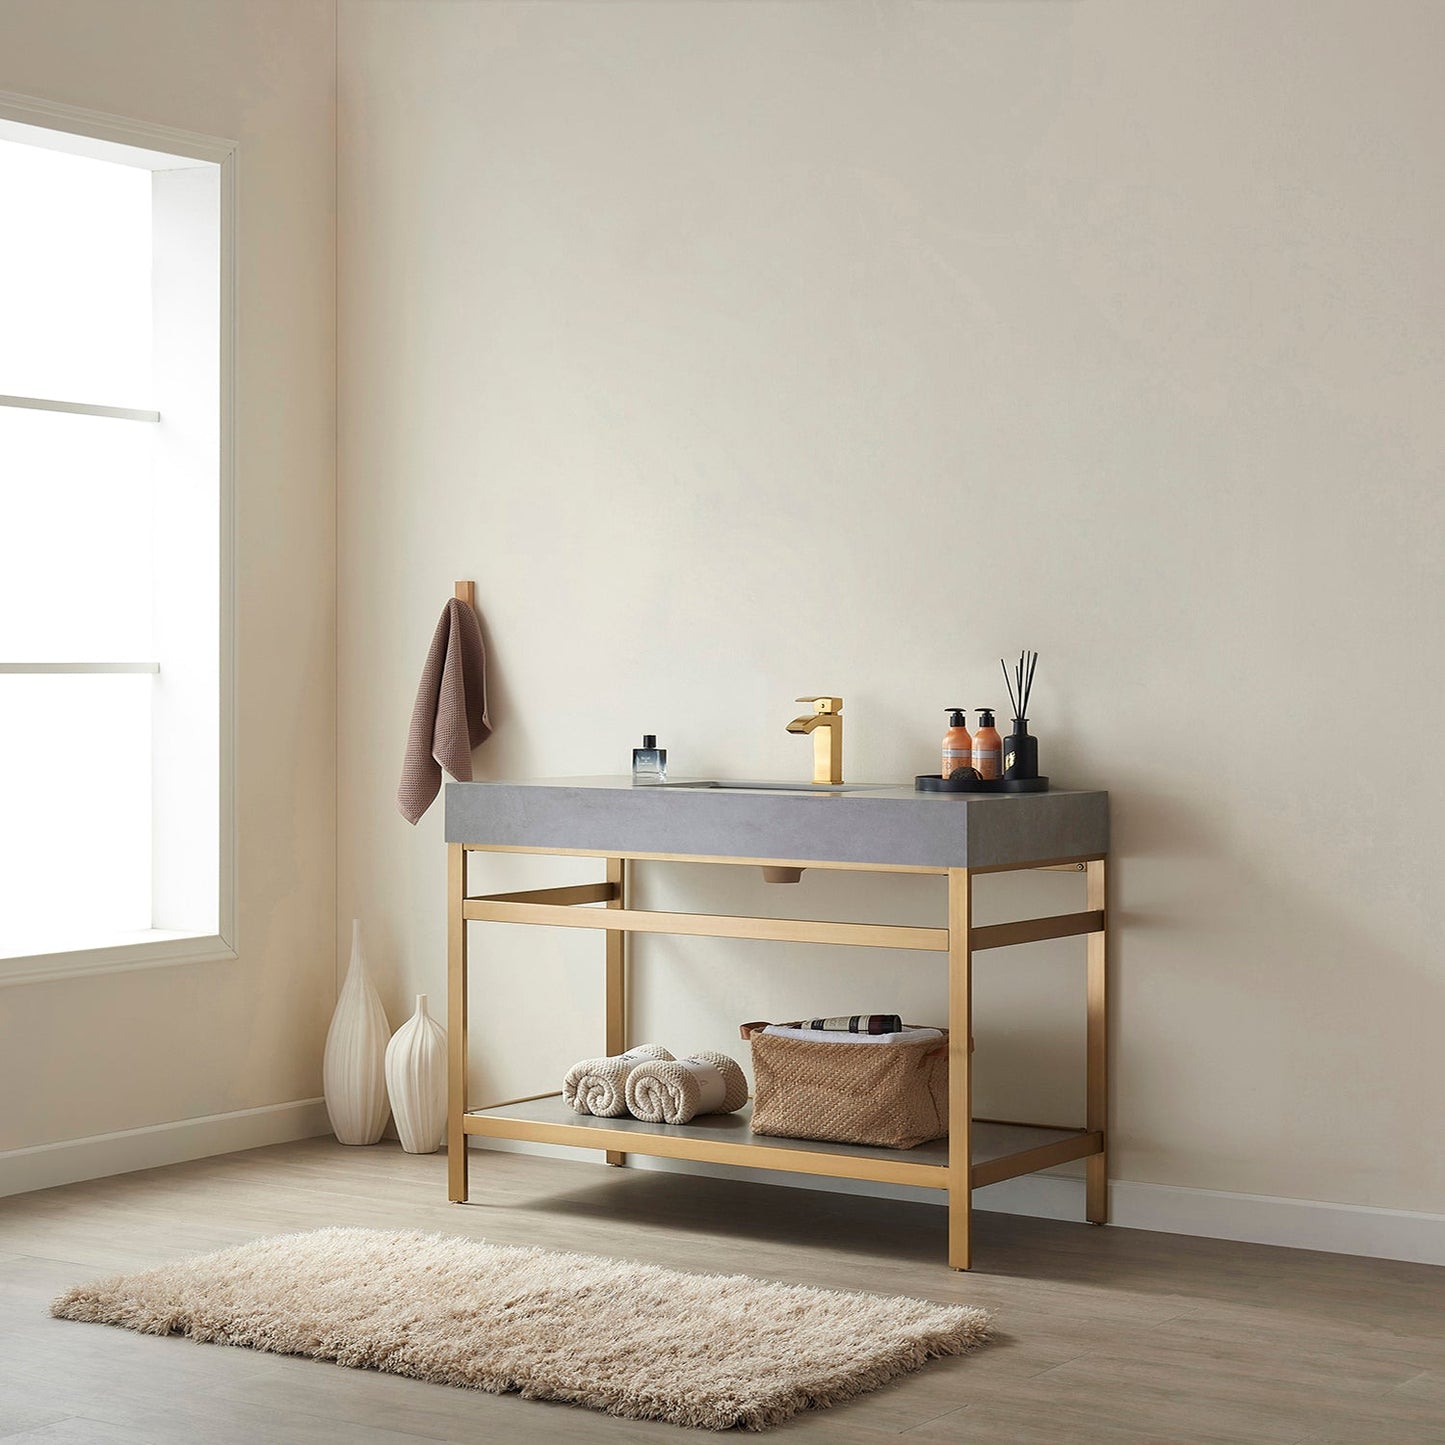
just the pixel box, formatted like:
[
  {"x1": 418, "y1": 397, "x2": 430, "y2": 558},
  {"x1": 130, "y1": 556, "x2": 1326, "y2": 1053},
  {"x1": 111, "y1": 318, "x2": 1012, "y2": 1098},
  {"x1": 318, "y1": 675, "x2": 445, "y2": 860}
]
[
  {"x1": 385, "y1": 993, "x2": 448, "y2": 1154},
  {"x1": 322, "y1": 919, "x2": 391, "y2": 1145}
]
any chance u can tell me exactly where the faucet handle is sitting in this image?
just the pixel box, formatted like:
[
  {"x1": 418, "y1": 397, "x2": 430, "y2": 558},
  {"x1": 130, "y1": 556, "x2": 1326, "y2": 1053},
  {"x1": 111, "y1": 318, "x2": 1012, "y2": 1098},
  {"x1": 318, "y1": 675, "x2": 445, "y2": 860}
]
[{"x1": 795, "y1": 695, "x2": 843, "y2": 714}]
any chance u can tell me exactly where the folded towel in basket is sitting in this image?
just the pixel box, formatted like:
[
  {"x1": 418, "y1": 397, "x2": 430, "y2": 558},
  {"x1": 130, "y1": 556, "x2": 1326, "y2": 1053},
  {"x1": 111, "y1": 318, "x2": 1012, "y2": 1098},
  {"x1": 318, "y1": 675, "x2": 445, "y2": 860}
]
[
  {"x1": 563, "y1": 1045, "x2": 674, "y2": 1117},
  {"x1": 625, "y1": 1052, "x2": 749, "y2": 1125}
]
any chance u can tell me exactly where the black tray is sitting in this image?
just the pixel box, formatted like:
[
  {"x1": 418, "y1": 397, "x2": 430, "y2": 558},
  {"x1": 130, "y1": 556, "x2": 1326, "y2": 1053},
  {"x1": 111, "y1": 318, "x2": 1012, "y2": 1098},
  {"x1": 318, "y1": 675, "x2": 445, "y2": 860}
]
[{"x1": 914, "y1": 774, "x2": 1050, "y2": 794}]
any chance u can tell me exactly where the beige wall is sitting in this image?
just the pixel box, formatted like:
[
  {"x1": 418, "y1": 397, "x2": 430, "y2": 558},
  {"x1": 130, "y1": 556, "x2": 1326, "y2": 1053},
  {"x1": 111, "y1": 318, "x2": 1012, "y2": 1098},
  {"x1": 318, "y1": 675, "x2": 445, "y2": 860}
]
[
  {"x1": 339, "y1": 0, "x2": 1445, "y2": 1218},
  {"x1": 2, "y1": 0, "x2": 1435, "y2": 1235},
  {"x1": 0, "y1": 0, "x2": 336, "y2": 1148}
]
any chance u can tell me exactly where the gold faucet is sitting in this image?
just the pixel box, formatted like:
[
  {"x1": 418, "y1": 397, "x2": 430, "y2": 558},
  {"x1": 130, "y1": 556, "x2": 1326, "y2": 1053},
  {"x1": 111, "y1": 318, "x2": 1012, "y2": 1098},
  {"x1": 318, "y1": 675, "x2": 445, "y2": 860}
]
[{"x1": 786, "y1": 696, "x2": 844, "y2": 785}]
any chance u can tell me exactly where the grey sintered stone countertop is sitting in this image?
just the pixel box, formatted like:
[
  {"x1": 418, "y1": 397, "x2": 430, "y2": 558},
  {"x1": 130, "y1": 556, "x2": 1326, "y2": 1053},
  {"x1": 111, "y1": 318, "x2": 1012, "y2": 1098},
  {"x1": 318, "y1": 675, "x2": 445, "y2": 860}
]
[{"x1": 445, "y1": 777, "x2": 1108, "y2": 870}]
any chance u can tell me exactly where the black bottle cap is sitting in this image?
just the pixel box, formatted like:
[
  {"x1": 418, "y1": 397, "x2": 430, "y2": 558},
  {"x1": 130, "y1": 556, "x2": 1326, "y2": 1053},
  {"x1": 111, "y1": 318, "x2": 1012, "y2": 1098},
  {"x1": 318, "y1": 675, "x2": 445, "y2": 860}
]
[
  {"x1": 946, "y1": 709, "x2": 967, "y2": 727},
  {"x1": 641, "y1": 735, "x2": 657, "y2": 749},
  {"x1": 976, "y1": 708, "x2": 995, "y2": 727}
]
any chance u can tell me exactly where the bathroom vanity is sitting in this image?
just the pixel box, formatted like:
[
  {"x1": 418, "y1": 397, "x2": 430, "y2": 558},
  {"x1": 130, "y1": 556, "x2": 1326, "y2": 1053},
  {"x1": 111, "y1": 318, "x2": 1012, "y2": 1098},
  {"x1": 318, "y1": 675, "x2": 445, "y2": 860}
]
[{"x1": 444, "y1": 777, "x2": 1109, "y2": 1270}]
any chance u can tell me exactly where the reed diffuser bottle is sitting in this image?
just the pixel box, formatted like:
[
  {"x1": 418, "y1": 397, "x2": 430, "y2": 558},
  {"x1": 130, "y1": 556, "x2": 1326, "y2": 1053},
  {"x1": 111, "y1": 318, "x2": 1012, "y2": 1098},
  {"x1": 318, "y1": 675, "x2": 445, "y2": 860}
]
[
  {"x1": 1001, "y1": 651, "x2": 1040, "y2": 780},
  {"x1": 1004, "y1": 718, "x2": 1038, "y2": 780}
]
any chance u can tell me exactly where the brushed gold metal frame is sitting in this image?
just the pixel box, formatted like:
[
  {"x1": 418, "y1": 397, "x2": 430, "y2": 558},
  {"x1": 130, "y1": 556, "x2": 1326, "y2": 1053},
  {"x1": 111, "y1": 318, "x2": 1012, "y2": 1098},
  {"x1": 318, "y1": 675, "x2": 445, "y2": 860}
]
[{"x1": 447, "y1": 843, "x2": 1108, "y2": 1270}]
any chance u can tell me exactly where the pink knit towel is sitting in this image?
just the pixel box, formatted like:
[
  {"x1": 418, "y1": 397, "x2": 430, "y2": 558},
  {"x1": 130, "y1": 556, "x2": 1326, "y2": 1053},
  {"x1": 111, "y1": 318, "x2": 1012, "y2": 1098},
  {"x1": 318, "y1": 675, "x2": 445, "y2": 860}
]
[{"x1": 397, "y1": 598, "x2": 491, "y2": 824}]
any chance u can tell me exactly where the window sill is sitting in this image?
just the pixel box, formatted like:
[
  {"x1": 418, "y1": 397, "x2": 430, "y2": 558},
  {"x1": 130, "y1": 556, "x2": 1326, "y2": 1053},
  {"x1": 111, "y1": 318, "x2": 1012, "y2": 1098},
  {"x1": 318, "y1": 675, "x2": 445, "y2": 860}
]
[{"x1": 0, "y1": 930, "x2": 237, "y2": 987}]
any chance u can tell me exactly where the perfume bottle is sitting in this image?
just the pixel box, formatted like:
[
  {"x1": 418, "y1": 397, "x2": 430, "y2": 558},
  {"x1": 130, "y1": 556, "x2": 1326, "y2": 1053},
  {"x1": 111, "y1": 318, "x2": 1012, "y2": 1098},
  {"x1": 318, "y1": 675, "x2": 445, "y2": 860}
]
[{"x1": 632, "y1": 734, "x2": 667, "y2": 784}]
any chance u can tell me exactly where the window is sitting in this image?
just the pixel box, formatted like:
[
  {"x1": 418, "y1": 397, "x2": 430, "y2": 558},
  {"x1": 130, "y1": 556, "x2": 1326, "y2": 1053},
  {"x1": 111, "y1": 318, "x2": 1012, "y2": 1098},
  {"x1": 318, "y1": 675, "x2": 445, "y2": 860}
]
[{"x1": 0, "y1": 97, "x2": 234, "y2": 983}]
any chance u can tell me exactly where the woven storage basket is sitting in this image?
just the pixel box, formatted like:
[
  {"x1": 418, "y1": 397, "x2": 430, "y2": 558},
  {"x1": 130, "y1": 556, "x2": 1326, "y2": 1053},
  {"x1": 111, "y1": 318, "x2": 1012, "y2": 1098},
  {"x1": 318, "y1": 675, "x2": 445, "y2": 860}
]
[{"x1": 742, "y1": 1023, "x2": 949, "y2": 1150}]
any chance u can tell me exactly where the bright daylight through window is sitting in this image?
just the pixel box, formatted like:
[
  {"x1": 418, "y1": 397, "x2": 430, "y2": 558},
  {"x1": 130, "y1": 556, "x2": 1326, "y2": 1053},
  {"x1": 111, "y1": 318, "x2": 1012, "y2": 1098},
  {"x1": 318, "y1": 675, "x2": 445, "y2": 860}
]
[{"x1": 0, "y1": 111, "x2": 229, "y2": 977}]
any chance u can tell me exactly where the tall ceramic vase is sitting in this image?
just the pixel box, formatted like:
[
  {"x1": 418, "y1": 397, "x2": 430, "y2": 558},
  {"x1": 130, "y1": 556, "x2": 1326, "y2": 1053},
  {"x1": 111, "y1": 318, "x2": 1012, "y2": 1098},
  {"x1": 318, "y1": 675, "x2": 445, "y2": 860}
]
[
  {"x1": 323, "y1": 919, "x2": 391, "y2": 1145},
  {"x1": 385, "y1": 994, "x2": 448, "y2": 1154}
]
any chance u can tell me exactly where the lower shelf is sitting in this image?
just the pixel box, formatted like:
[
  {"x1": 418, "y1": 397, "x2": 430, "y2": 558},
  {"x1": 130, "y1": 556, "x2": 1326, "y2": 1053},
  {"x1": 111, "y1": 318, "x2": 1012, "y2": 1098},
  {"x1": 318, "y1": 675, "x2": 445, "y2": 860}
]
[{"x1": 464, "y1": 1095, "x2": 1101, "y2": 1192}]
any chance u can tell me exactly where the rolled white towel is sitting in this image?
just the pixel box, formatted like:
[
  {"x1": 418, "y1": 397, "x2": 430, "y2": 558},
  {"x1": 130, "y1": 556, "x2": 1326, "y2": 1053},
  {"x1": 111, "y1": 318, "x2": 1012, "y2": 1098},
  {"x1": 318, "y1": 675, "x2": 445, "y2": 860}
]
[
  {"x1": 564, "y1": 1044, "x2": 673, "y2": 1117},
  {"x1": 625, "y1": 1051, "x2": 749, "y2": 1125}
]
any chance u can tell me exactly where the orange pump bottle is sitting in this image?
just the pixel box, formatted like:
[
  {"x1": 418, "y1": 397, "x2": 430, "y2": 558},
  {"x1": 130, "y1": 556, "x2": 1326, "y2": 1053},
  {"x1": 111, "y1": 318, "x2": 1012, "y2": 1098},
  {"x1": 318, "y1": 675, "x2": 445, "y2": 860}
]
[
  {"x1": 972, "y1": 708, "x2": 1003, "y2": 780},
  {"x1": 942, "y1": 709, "x2": 972, "y2": 779}
]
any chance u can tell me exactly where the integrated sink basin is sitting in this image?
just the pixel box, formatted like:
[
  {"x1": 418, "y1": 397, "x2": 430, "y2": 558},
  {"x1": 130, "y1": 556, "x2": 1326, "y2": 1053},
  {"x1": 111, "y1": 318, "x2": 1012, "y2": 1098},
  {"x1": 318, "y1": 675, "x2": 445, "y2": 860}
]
[{"x1": 655, "y1": 779, "x2": 889, "y2": 794}]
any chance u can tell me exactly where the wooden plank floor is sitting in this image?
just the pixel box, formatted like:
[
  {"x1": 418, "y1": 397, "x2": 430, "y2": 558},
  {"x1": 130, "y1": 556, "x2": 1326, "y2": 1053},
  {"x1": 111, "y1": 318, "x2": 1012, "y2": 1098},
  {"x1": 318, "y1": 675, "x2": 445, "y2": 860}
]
[{"x1": 1, "y1": 1140, "x2": 1442, "y2": 1443}]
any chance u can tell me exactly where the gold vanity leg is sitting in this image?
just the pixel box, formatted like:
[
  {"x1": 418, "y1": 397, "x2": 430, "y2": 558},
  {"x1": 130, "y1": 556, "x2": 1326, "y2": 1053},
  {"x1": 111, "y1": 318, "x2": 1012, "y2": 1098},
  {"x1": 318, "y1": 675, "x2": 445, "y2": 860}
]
[
  {"x1": 1086, "y1": 856, "x2": 1109, "y2": 1224},
  {"x1": 447, "y1": 843, "x2": 470, "y2": 1202},
  {"x1": 947, "y1": 867, "x2": 974, "y2": 1270},
  {"x1": 605, "y1": 856, "x2": 628, "y2": 1166}
]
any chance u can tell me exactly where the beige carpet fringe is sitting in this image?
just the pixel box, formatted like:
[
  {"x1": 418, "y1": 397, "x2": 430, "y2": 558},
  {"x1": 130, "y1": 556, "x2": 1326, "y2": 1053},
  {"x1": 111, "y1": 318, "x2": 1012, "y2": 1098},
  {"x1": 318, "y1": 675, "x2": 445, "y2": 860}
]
[{"x1": 51, "y1": 1227, "x2": 991, "y2": 1431}]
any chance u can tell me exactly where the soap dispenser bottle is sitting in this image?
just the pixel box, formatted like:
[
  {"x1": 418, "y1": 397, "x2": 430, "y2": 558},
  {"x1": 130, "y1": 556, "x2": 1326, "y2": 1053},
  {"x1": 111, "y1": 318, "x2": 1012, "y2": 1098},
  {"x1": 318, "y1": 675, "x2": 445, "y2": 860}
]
[
  {"x1": 632, "y1": 734, "x2": 667, "y2": 784},
  {"x1": 942, "y1": 709, "x2": 972, "y2": 780},
  {"x1": 972, "y1": 709, "x2": 1002, "y2": 780}
]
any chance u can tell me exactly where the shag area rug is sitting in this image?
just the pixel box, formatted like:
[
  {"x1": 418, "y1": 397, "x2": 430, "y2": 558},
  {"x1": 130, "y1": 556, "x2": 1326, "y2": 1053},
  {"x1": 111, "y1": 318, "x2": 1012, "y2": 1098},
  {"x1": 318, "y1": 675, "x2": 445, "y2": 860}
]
[{"x1": 51, "y1": 1227, "x2": 990, "y2": 1431}]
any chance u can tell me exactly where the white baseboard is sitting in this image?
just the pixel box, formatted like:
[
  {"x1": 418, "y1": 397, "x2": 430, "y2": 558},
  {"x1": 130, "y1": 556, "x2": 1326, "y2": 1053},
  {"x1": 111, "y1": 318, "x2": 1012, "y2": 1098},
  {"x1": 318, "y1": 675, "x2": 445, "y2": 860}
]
[
  {"x1": 8, "y1": 1113, "x2": 1438, "y2": 1267},
  {"x1": 1107, "y1": 1177, "x2": 1445, "y2": 1268},
  {"x1": 468, "y1": 1139, "x2": 1445, "y2": 1268},
  {"x1": 984, "y1": 1173, "x2": 1445, "y2": 1267},
  {"x1": 0, "y1": 1098, "x2": 332, "y2": 1198}
]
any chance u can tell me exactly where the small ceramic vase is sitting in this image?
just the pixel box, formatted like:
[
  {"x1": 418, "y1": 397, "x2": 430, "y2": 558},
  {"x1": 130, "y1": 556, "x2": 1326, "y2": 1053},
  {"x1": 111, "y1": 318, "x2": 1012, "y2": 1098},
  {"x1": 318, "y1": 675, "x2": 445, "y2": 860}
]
[
  {"x1": 385, "y1": 993, "x2": 448, "y2": 1154},
  {"x1": 322, "y1": 919, "x2": 391, "y2": 1145}
]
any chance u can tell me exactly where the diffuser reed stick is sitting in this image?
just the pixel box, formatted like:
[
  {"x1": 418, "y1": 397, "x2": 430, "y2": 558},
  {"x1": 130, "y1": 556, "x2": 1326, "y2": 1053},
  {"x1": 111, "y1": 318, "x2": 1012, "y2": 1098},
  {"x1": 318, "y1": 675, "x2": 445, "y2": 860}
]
[
  {"x1": 1003, "y1": 650, "x2": 1038, "y2": 719},
  {"x1": 1001, "y1": 659, "x2": 1019, "y2": 718}
]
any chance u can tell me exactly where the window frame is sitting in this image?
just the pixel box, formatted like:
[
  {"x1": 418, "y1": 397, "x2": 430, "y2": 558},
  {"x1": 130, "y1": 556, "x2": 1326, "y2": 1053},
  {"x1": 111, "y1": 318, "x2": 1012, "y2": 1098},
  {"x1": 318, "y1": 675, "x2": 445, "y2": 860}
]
[{"x1": 0, "y1": 90, "x2": 237, "y2": 987}]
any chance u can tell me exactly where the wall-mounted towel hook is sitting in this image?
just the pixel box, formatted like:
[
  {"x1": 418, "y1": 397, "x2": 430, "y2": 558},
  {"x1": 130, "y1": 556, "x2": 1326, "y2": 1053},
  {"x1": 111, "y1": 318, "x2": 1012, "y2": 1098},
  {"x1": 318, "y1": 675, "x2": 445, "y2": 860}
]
[{"x1": 454, "y1": 580, "x2": 475, "y2": 606}]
